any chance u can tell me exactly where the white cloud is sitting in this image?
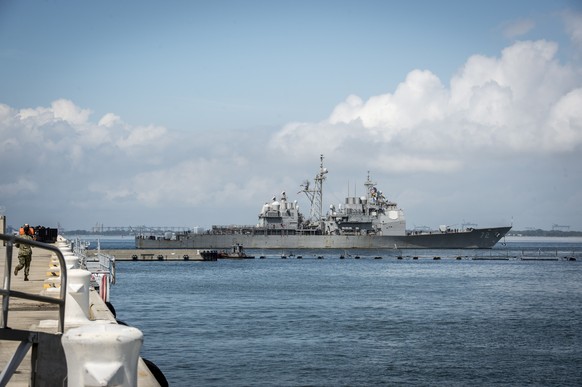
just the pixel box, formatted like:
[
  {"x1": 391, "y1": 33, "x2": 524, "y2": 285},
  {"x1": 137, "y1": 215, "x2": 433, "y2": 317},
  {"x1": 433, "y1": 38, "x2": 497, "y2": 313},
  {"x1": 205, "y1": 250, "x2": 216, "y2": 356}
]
[
  {"x1": 362, "y1": 70, "x2": 448, "y2": 130},
  {"x1": 98, "y1": 113, "x2": 121, "y2": 127},
  {"x1": 373, "y1": 154, "x2": 461, "y2": 174},
  {"x1": 17, "y1": 106, "x2": 52, "y2": 123},
  {"x1": 270, "y1": 121, "x2": 351, "y2": 158},
  {"x1": 502, "y1": 18, "x2": 535, "y2": 39},
  {"x1": 144, "y1": 158, "x2": 250, "y2": 205},
  {"x1": 544, "y1": 88, "x2": 582, "y2": 152},
  {"x1": 131, "y1": 160, "x2": 214, "y2": 206},
  {"x1": 329, "y1": 70, "x2": 448, "y2": 132},
  {"x1": 51, "y1": 99, "x2": 91, "y2": 125},
  {"x1": 1, "y1": 98, "x2": 269, "y2": 225},
  {"x1": 0, "y1": 99, "x2": 175, "y2": 197},
  {"x1": 270, "y1": 39, "x2": 582, "y2": 170},
  {"x1": 451, "y1": 40, "x2": 569, "y2": 112},
  {"x1": 0, "y1": 178, "x2": 37, "y2": 196},
  {"x1": 0, "y1": 103, "x2": 13, "y2": 122},
  {"x1": 116, "y1": 124, "x2": 169, "y2": 150},
  {"x1": 563, "y1": 11, "x2": 582, "y2": 48}
]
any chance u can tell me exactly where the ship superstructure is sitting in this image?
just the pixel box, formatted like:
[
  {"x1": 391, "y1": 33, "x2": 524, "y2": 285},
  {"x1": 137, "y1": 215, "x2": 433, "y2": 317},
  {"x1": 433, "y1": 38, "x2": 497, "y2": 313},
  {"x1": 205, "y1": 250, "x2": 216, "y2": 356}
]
[{"x1": 136, "y1": 155, "x2": 510, "y2": 249}]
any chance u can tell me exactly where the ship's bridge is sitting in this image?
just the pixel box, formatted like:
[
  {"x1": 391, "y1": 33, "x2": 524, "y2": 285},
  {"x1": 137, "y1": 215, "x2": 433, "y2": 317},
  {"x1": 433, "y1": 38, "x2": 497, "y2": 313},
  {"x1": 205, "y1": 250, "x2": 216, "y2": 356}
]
[{"x1": 257, "y1": 192, "x2": 300, "y2": 230}]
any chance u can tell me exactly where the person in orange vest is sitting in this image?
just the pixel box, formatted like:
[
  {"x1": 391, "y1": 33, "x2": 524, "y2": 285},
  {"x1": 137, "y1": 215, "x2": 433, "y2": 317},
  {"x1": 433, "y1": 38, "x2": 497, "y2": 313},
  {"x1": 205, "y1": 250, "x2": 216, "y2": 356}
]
[{"x1": 14, "y1": 224, "x2": 33, "y2": 281}]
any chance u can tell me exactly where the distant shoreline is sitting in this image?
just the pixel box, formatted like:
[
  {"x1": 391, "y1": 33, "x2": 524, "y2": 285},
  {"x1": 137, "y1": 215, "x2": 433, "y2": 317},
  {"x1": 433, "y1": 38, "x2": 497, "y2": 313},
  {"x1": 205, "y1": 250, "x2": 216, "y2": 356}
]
[{"x1": 504, "y1": 236, "x2": 582, "y2": 243}]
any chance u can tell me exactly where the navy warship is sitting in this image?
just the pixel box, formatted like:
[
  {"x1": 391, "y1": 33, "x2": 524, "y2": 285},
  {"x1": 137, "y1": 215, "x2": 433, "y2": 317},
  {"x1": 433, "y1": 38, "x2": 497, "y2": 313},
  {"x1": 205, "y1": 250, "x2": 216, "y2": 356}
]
[{"x1": 135, "y1": 155, "x2": 511, "y2": 250}]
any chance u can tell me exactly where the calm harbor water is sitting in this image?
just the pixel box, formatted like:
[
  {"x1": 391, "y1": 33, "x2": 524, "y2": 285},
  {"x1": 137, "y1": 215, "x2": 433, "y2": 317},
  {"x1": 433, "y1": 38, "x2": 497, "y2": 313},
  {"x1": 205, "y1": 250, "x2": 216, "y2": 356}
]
[{"x1": 97, "y1": 238, "x2": 582, "y2": 386}]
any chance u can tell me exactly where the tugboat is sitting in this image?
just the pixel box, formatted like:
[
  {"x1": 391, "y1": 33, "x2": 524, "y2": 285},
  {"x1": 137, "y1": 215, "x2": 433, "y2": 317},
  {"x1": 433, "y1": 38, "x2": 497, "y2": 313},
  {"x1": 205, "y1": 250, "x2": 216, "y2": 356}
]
[
  {"x1": 217, "y1": 244, "x2": 255, "y2": 259},
  {"x1": 136, "y1": 155, "x2": 511, "y2": 250}
]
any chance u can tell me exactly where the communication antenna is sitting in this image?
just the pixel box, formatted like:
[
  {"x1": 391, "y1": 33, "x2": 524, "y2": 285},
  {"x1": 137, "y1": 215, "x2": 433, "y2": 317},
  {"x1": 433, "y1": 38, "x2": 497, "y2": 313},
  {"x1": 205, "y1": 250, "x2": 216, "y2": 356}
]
[
  {"x1": 299, "y1": 154, "x2": 328, "y2": 224},
  {"x1": 364, "y1": 170, "x2": 376, "y2": 200}
]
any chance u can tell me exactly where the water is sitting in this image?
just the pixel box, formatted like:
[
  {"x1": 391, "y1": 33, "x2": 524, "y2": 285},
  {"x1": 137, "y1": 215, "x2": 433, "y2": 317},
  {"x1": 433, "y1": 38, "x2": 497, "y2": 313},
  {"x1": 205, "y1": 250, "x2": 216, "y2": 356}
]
[{"x1": 99, "y1": 238, "x2": 582, "y2": 386}]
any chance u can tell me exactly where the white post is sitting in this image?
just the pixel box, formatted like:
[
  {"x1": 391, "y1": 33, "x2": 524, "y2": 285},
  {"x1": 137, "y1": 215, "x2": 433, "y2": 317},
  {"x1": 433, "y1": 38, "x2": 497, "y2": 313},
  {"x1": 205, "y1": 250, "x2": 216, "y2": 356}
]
[
  {"x1": 59, "y1": 246, "x2": 73, "y2": 253},
  {"x1": 62, "y1": 323, "x2": 143, "y2": 387},
  {"x1": 65, "y1": 269, "x2": 91, "y2": 325},
  {"x1": 64, "y1": 255, "x2": 80, "y2": 269}
]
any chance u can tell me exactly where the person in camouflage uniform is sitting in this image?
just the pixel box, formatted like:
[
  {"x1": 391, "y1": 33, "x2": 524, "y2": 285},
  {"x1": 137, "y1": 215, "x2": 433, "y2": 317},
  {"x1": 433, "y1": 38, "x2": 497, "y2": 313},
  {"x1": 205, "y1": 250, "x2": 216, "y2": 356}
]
[{"x1": 14, "y1": 224, "x2": 33, "y2": 281}]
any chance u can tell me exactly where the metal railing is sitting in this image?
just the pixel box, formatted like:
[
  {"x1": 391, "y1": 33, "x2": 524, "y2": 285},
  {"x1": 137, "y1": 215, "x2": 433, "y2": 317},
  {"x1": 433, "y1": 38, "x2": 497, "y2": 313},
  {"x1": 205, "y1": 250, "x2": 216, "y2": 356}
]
[
  {"x1": 1, "y1": 233, "x2": 67, "y2": 332},
  {"x1": 0, "y1": 234, "x2": 69, "y2": 386},
  {"x1": 1, "y1": 234, "x2": 68, "y2": 385}
]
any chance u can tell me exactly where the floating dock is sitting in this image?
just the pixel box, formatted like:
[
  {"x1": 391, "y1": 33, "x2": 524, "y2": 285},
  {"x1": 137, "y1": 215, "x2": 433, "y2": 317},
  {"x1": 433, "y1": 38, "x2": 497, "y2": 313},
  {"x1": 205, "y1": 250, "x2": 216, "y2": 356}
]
[{"x1": 97, "y1": 248, "x2": 204, "y2": 261}]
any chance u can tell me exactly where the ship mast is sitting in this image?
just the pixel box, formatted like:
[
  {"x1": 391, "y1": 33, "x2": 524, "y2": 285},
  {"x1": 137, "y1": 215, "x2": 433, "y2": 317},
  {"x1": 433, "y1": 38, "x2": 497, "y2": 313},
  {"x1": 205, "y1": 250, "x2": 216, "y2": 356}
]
[
  {"x1": 300, "y1": 154, "x2": 328, "y2": 226},
  {"x1": 364, "y1": 171, "x2": 376, "y2": 201}
]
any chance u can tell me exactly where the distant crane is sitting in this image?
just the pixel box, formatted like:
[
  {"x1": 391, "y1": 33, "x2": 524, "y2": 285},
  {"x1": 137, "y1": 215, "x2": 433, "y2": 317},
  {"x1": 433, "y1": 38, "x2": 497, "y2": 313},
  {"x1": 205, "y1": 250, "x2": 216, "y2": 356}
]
[{"x1": 83, "y1": 225, "x2": 191, "y2": 234}]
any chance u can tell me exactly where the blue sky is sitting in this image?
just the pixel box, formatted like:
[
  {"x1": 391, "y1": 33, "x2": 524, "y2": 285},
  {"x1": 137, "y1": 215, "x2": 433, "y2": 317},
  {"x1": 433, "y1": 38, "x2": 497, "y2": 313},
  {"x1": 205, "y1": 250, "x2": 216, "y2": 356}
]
[{"x1": 1, "y1": 0, "x2": 582, "y2": 231}]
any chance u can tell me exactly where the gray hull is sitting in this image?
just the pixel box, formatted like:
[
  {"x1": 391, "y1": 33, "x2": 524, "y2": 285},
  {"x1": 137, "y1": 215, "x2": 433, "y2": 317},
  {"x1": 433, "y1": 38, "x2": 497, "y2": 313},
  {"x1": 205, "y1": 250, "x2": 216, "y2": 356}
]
[{"x1": 135, "y1": 226, "x2": 511, "y2": 250}]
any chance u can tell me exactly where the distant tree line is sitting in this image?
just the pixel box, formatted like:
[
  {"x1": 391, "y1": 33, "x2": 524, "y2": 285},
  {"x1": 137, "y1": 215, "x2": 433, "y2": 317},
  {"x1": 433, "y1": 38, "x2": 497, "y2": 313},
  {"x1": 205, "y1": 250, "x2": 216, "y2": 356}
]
[
  {"x1": 63, "y1": 229, "x2": 133, "y2": 236},
  {"x1": 508, "y1": 229, "x2": 582, "y2": 237}
]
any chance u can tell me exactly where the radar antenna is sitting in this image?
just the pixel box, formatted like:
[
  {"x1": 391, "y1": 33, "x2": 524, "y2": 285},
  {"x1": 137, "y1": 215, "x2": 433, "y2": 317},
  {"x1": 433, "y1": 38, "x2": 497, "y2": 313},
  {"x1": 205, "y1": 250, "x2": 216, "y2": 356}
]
[
  {"x1": 364, "y1": 170, "x2": 376, "y2": 200},
  {"x1": 300, "y1": 154, "x2": 328, "y2": 225}
]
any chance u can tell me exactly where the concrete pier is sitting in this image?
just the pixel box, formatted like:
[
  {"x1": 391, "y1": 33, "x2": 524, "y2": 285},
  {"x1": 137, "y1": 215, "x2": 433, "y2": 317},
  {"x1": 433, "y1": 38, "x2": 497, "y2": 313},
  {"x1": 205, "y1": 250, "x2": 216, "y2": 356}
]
[{"x1": 0, "y1": 240, "x2": 162, "y2": 386}]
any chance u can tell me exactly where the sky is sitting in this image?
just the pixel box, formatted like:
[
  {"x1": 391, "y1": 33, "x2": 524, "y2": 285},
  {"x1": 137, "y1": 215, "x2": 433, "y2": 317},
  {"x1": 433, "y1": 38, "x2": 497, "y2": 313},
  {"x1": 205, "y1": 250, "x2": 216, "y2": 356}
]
[{"x1": 1, "y1": 0, "x2": 582, "y2": 232}]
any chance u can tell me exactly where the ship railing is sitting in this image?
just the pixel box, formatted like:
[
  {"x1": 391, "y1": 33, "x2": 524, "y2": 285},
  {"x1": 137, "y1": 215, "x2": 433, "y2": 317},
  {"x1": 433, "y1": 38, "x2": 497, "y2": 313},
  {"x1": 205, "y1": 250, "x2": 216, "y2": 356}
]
[
  {"x1": 0, "y1": 233, "x2": 67, "y2": 385},
  {"x1": 211, "y1": 224, "x2": 257, "y2": 230},
  {"x1": 76, "y1": 238, "x2": 116, "y2": 300}
]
